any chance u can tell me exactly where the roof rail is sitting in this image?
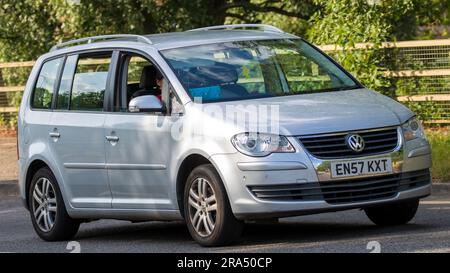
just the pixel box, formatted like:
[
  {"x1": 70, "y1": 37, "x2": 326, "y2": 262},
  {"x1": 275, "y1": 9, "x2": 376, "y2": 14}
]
[
  {"x1": 188, "y1": 24, "x2": 284, "y2": 33},
  {"x1": 50, "y1": 34, "x2": 152, "y2": 52}
]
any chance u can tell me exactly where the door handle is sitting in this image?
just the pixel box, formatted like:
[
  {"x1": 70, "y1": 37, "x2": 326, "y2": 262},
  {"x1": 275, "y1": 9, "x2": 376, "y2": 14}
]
[
  {"x1": 49, "y1": 132, "x2": 60, "y2": 138},
  {"x1": 106, "y1": 136, "x2": 119, "y2": 142}
]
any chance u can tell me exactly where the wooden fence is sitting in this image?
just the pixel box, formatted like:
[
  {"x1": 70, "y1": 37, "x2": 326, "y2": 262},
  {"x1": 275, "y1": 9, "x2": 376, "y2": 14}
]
[{"x1": 319, "y1": 39, "x2": 450, "y2": 124}]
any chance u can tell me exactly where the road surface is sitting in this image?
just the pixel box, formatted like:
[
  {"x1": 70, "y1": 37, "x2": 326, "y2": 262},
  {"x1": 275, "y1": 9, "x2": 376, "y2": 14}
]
[{"x1": 1, "y1": 194, "x2": 449, "y2": 253}]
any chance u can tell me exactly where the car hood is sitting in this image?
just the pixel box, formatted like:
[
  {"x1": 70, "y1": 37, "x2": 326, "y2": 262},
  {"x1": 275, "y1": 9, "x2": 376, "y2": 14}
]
[{"x1": 209, "y1": 88, "x2": 414, "y2": 136}]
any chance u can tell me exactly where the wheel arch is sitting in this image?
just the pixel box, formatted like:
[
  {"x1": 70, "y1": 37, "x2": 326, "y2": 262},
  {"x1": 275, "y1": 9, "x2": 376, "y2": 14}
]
[
  {"x1": 24, "y1": 158, "x2": 63, "y2": 210},
  {"x1": 176, "y1": 153, "x2": 224, "y2": 217}
]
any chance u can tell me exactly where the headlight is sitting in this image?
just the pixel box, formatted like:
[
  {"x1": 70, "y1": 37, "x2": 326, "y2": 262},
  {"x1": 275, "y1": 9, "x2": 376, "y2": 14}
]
[
  {"x1": 231, "y1": 133, "x2": 295, "y2": 157},
  {"x1": 402, "y1": 118, "x2": 425, "y2": 141}
]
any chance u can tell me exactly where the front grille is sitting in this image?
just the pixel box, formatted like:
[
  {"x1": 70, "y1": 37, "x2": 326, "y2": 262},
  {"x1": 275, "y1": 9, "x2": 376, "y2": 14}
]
[
  {"x1": 298, "y1": 127, "x2": 399, "y2": 159},
  {"x1": 247, "y1": 169, "x2": 430, "y2": 204}
]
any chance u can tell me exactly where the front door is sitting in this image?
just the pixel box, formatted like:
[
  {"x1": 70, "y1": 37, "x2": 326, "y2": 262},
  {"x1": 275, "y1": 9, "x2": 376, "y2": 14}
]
[
  {"x1": 104, "y1": 113, "x2": 176, "y2": 209},
  {"x1": 105, "y1": 53, "x2": 179, "y2": 209}
]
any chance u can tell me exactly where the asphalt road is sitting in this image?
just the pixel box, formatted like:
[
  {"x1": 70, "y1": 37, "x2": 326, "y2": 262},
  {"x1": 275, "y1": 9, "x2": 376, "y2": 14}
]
[{"x1": 1, "y1": 194, "x2": 450, "y2": 253}]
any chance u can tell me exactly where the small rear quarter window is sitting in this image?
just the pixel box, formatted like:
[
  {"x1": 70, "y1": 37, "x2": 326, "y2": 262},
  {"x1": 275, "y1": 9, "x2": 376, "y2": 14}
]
[{"x1": 31, "y1": 58, "x2": 63, "y2": 109}]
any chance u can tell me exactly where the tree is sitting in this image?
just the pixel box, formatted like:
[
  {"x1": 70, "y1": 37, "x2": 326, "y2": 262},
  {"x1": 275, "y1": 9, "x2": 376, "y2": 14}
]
[
  {"x1": 0, "y1": 0, "x2": 74, "y2": 61},
  {"x1": 307, "y1": 0, "x2": 417, "y2": 96},
  {"x1": 225, "y1": 0, "x2": 320, "y2": 36},
  {"x1": 0, "y1": 0, "x2": 320, "y2": 60}
]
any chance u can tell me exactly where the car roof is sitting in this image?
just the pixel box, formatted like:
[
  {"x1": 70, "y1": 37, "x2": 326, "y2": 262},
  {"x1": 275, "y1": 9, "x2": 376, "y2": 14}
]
[
  {"x1": 44, "y1": 29, "x2": 299, "y2": 58},
  {"x1": 145, "y1": 30, "x2": 298, "y2": 50}
]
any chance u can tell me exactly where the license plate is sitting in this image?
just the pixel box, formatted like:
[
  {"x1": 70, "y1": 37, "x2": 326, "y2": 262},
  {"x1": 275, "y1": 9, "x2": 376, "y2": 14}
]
[{"x1": 331, "y1": 158, "x2": 392, "y2": 178}]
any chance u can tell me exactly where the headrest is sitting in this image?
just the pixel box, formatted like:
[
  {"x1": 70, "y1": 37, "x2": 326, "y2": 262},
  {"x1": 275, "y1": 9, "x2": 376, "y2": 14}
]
[{"x1": 139, "y1": 65, "x2": 157, "y2": 89}]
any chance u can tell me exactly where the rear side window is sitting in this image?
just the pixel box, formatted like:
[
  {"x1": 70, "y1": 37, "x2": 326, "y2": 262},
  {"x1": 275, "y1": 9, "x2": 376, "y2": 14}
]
[
  {"x1": 31, "y1": 58, "x2": 63, "y2": 109},
  {"x1": 70, "y1": 52, "x2": 112, "y2": 111}
]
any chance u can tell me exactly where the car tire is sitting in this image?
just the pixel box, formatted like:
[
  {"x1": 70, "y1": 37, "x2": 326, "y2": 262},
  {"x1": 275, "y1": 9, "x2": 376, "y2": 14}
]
[
  {"x1": 184, "y1": 164, "x2": 243, "y2": 247},
  {"x1": 364, "y1": 199, "x2": 420, "y2": 226},
  {"x1": 28, "y1": 167, "x2": 80, "y2": 241}
]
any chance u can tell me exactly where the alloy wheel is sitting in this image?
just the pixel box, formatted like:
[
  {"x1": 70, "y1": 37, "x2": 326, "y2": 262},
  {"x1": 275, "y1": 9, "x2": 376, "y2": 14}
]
[
  {"x1": 32, "y1": 178, "x2": 57, "y2": 232},
  {"x1": 188, "y1": 177, "x2": 217, "y2": 237}
]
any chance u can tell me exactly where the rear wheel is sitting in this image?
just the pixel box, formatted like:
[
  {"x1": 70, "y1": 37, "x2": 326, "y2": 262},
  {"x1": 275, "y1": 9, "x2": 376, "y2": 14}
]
[
  {"x1": 184, "y1": 164, "x2": 243, "y2": 246},
  {"x1": 28, "y1": 167, "x2": 80, "y2": 241},
  {"x1": 364, "y1": 199, "x2": 420, "y2": 226}
]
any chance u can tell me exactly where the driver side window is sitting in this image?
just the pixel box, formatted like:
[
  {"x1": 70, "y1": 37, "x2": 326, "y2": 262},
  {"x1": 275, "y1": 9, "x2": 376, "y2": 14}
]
[
  {"x1": 113, "y1": 53, "x2": 159, "y2": 112},
  {"x1": 114, "y1": 52, "x2": 183, "y2": 115},
  {"x1": 126, "y1": 55, "x2": 160, "y2": 109}
]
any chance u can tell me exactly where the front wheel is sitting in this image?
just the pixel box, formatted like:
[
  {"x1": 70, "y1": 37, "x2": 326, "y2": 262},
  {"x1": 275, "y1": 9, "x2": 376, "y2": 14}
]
[
  {"x1": 184, "y1": 164, "x2": 243, "y2": 246},
  {"x1": 364, "y1": 199, "x2": 420, "y2": 226}
]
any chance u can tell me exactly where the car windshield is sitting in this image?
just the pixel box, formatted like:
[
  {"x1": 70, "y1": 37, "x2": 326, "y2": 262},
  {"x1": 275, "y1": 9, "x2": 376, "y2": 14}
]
[{"x1": 161, "y1": 39, "x2": 360, "y2": 103}]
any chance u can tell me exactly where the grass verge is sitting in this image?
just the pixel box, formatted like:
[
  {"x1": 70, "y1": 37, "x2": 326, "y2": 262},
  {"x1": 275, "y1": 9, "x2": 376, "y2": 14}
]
[{"x1": 426, "y1": 127, "x2": 450, "y2": 183}]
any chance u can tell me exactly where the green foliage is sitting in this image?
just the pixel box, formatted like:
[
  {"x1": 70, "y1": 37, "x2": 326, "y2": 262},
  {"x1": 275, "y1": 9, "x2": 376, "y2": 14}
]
[
  {"x1": 0, "y1": 67, "x2": 32, "y2": 87},
  {"x1": 0, "y1": 112, "x2": 17, "y2": 129},
  {"x1": 412, "y1": 0, "x2": 450, "y2": 39},
  {"x1": 402, "y1": 99, "x2": 445, "y2": 121},
  {"x1": 1, "y1": 0, "x2": 449, "y2": 61},
  {"x1": 395, "y1": 76, "x2": 450, "y2": 97},
  {"x1": 307, "y1": 0, "x2": 413, "y2": 95},
  {"x1": 225, "y1": 0, "x2": 320, "y2": 36},
  {"x1": 0, "y1": 0, "x2": 73, "y2": 61},
  {"x1": 426, "y1": 128, "x2": 450, "y2": 182},
  {"x1": 32, "y1": 88, "x2": 53, "y2": 109},
  {"x1": 70, "y1": 91, "x2": 104, "y2": 111}
]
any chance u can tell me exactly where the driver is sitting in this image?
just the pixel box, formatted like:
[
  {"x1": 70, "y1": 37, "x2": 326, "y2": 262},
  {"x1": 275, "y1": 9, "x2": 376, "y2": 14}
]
[
  {"x1": 154, "y1": 70, "x2": 163, "y2": 101},
  {"x1": 131, "y1": 66, "x2": 163, "y2": 101}
]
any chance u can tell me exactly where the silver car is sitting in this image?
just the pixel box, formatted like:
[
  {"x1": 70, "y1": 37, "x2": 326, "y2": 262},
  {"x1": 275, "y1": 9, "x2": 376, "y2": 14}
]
[{"x1": 18, "y1": 24, "x2": 432, "y2": 246}]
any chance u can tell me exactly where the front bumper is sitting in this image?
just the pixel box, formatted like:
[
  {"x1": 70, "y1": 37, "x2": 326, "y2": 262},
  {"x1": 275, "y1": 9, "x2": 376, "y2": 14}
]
[
  {"x1": 210, "y1": 132, "x2": 432, "y2": 220},
  {"x1": 235, "y1": 184, "x2": 431, "y2": 219}
]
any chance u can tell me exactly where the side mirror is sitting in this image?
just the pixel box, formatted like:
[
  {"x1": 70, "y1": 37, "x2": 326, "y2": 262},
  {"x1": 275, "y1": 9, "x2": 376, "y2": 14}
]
[{"x1": 128, "y1": 95, "x2": 165, "y2": 113}]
